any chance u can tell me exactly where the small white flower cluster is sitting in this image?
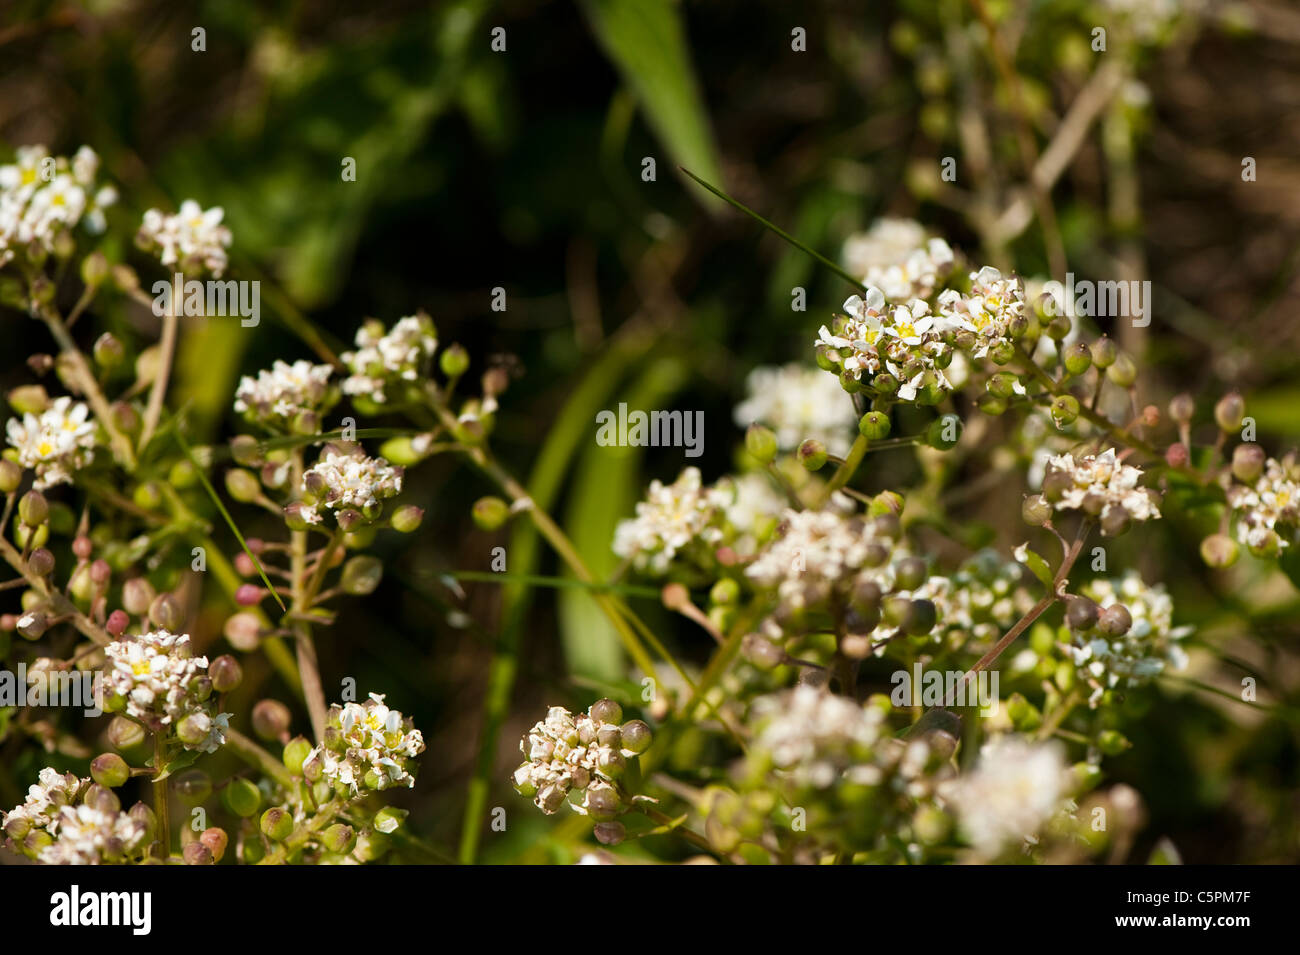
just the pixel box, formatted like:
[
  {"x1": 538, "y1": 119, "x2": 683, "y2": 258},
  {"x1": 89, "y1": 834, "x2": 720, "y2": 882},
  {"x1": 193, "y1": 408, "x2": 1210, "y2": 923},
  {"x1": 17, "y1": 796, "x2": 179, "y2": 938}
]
[
  {"x1": 912, "y1": 550, "x2": 1030, "y2": 644},
  {"x1": 234, "y1": 359, "x2": 336, "y2": 429},
  {"x1": 1, "y1": 767, "x2": 82, "y2": 841},
  {"x1": 39, "y1": 803, "x2": 150, "y2": 865},
  {"x1": 940, "y1": 736, "x2": 1070, "y2": 859},
  {"x1": 613, "y1": 466, "x2": 731, "y2": 574},
  {"x1": 937, "y1": 266, "x2": 1027, "y2": 359},
  {"x1": 137, "y1": 199, "x2": 232, "y2": 277},
  {"x1": 841, "y1": 218, "x2": 955, "y2": 301},
  {"x1": 818, "y1": 286, "x2": 953, "y2": 401},
  {"x1": 1227, "y1": 456, "x2": 1299, "y2": 552},
  {"x1": 734, "y1": 363, "x2": 859, "y2": 458},
  {"x1": 104, "y1": 630, "x2": 228, "y2": 752},
  {"x1": 300, "y1": 449, "x2": 404, "y2": 525},
  {"x1": 721, "y1": 471, "x2": 786, "y2": 557},
  {"x1": 306, "y1": 693, "x2": 425, "y2": 795},
  {"x1": 1070, "y1": 572, "x2": 1191, "y2": 705},
  {"x1": 1043, "y1": 448, "x2": 1160, "y2": 529},
  {"x1": 2, "y1": 769, "x2": 151, "y2": 865},
  {"x1": 341, "y1": 315, "x2": 438, "y2": 402},
  {"x1": 0, "y1": 145, "x2": 117, "y2": 268},
  {"x1": 745, "y1": 498, "x2": 897, "y2": 608},
  {"x1": 512, "y1": 701, "x2": 643, "y2": 816},
  {"x1": 750, "y1": 686, "x2": 892, "y2": 790},
  {"x1": 5, "y1": 396, "x2": 97, "y2": 490}
]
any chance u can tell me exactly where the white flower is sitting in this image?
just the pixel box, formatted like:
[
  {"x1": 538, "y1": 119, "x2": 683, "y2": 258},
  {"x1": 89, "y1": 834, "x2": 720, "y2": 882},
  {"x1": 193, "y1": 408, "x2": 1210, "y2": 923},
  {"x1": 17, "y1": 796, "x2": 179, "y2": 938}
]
[
  {"x1": 104, "y1": 630, "x2": 228, "y2": 752},
  {"x1": 340, "y1": 315, "x2": 438, "y2": 402},
  {"x1": 721, "y1": 471, "x2": 786, "y2": 557},
  {"x1": 1, "y1": 768, "x2": 82, "y2": 840},
  {"x1": 1227, "y1": 456, "x2": 1299, "y2": 550},
  {"x1": 512, "y1": 702, "x2": 639, "y2": 815},
  {"x1": 5, "y1": 396, "x2": 97, "y2": 490},
  {"x1": 137, "y1": 199, "x2": 233, "y2": 277},
  {"x1": 1043, "y1": 448, "x2": 1160, "y2": 528},
  {"x1": 234, "y1": 359, "x2": 336, "y2": 428},
  {"x1": 299, "y1": 450, "x2": 404, "y2": 524},
  {"x1": 39, "y1": 803, "x2": 149, "y2": 865},
  {"x1": 937, "y1": 266, "x2": 1026, "y2": 358},
  {"x1": 305, "y1": 693, "x2": 424, "y2": 795},
  {"x1": 612, "y1": 467, "x2": 730, "y2": 574},
  {"x1": 0, "y1": 145, "x2": 117, "y2": 267},
  {"x1": 1070, "y1": 572, "x2": 1192, "y2": 704},
  {"x1": 750, "y1": 686, "x2": 890, "y2": 790},
  {"x1": 733, "y1": 363, "x2": 858, "y2": 458},
  {"x1": 841, "y1": 218, "x2": 954, "y2": 300},
  {"x1": 941, "y1": 736, "x2": 1069, "y2": 859}
]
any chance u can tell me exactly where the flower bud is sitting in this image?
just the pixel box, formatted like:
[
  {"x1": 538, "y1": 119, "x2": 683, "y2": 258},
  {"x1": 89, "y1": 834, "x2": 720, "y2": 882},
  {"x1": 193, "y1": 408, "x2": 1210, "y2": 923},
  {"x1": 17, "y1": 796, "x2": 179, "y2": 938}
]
[
  {"x1": 1065, "y1": 596, "x2": 1099, "y2": 631},
  {"x1": 1231, "y1": 443, "x2": 1265, "y2": 484},
  {"x1": 8, "y1": 384, "x2": 49, "y2": 415},
  {"x1": 858, "y1": 411, "x2": 891, "y2": 441},
  {"x1": 744, "y1": 423, "x2": 778, "y2": 464},
  {"x1": 590, "y1": 698, "x2": 623, "y2": 725},
  {"x1": 0, "y1": 460, "x2": 21, "y2": 494},
  {"x1": 207, "y1": 654, "x2": 242, "y2": 694},
  {"x1": 1165, "y1": 442, "x2": 1189, "y2": 469},
  {"x1": 798, "y1": 438, "x2": 827, "y2": 471},
  {"x1": 321, "y1": 823, "x2": 356, "y2": 854},
  {"x1": 988, "y1": 339, "x2": 1016, "y2": 365},
  {"x1": 223, "y1": 612, "x2": 262, "y2": 651},
  {"x1": 741, "y1": 632, "x2": 785, "y2": 670},
  {"x1": 107, "y1": 715, "x2": 146, "y2": 749},
  {"x1": 1168, "y1": 393, "x2": 1194, "y2": 425},
  {"x1": 1214, "y1": 392, "x2": 1245, "y2": 433},
  {"x1": 620, "y1": 719, "x2": 652, "y2": 755},
  {"x1": 27, "y1": 548, "x2": 55, "y2": 578},
  {"x1": 223, "y1": 779, "x2": 261, "y2": 818},
  {"x1": 283, "y1": 736, "x2": 313, "y2": 776},
  {"x1": 225, "y1": 468, "x2": 262, "y2": 504},
  {"x1": 439, "y1": 343, "x2": 470, "y2": 378},
  {"x1": 18, "y1": 490, "x2": 48, "y2": 526},
  {"x1": 91, "y1": 753, "x2": 130, "y2": 788},
  {"x1": 260, "y1": 807, "x2": 294, "y2": 842},
  {"x1": 1097, "y1": 604, "x2": 1133, "y2": 636},
  {"x1": 387, "y1": 504, "x2": 423, "y2": 534},
  {"x1": 975, "y1": 392, "x2": 1007, "y2": 416},
  {"x1": 1022, "y1": 494, "x2": 1052, "y2": 526},
  {"x1": 120, "y1": 578, "x2": 154, "y2": 616},
  {"x1": 1045, "y1": 314, "x2": 1071, "y2": 341},
  {"x1": 252, "y1": 699, "x2": 292, "y2": 741},
  {"x1": 173, "y1": 769, "x2": 212, "y2": 804},
  {"x1": 1246, "y1": 528, "x2": 1281, "y2": 559},
  {"x1": 1050, "y1": 394, "x2": 1079, "y2": 428},
  {"x1": 198, "y1": 827, "x2": 228, "y2": 862},
  {"x1": 135, "y1": 590, "x2": 173, "y2": 629},
  {"x1": 1090, "y1": 336, "x2": 1117, "y2": 368},
  {"x1": 1063, "y1": 341, "x2": 1092, "y2": 376},
  {"x1": 340, "y1": 555, "x2": 383, "y2": 595},
  {"x1": 1106, "y1": 353, "x2": 1138, "y2": 388},
  {"x1": 471, "y1": 496, "x2": 510, "y2": 531},
  {"x1": 93, "y1": 332, "x2": 125, "y2": 369},
  {"x1": 182, "y1": 841, "x2": 214, "y2": 865},
  {"x1": 80, "y1": 250, "x2": 110, "y2": 287},
  {"x1": 17, "y1": 611, "x2": 48, "y2": 640},
  {"x1": 1096, "y1": 729, "x2": 1131, "y2": 756},
  {"x1": 176, "y1": 712, "x2": 213, "y2": 748},
  {"x1": 1198, "y1": 533, "x2": 1239, "y2": 568},
  {"x1": 283, "y1": 502, "x2": 311, "y2": 531}
]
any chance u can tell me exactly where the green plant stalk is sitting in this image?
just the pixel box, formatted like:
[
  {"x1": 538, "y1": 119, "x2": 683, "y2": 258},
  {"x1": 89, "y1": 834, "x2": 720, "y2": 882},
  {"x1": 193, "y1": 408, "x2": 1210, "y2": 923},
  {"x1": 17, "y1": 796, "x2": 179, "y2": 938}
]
[
  {"x1": 152, "y1": 732, "x2": 170, "y2": 860},
  {"x1": 290, "y1": 449, "x2": 329, "y2": 743}
]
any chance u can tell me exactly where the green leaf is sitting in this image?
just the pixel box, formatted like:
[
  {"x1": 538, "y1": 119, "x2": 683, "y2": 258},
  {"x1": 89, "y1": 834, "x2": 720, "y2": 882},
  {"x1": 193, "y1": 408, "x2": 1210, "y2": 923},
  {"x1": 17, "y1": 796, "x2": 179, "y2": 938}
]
[
  {"x1": 1015, "y1": 544, "x2": 1055, "y2": 589},
  {"x1": 558, "y1": 355, "x2": 688, "y2": 682},
  {"x1": 578, "y1": 0, "x2": 724, "y2": 199},
  {"x1": 152, "y1": 748, "x2": 202, "y2": 782}
]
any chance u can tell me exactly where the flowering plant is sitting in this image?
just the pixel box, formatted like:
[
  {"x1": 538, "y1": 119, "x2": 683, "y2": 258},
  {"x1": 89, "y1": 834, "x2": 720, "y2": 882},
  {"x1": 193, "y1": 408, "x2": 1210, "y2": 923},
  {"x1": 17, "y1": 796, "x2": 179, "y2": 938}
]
[{"x1": 1, "y1": 0, "x2": 1295, "y2": 869}]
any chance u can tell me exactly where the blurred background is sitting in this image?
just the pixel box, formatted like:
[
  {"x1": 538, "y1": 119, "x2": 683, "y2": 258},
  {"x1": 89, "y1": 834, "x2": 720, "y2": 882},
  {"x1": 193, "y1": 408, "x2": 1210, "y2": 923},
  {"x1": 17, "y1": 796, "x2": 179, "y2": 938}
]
[{"x1": 2, "y1": 0, "x2": 1298, "y2": 863}]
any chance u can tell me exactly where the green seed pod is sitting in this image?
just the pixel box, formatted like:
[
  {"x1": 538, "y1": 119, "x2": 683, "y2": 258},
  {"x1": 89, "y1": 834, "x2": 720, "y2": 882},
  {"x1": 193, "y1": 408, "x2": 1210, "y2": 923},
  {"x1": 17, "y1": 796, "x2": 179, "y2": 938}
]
[
  {"x1": 1214, "y1": 392, "x2": 1245, "y2": 433},
  {"x1": 988, "y1": 339, "x2": 1016, "y2": 365},
  {"x1": 894, "y1": 556, "x2": 928, "y2": 591},
  {"x1": 589, "y1": 698, "x2": 623, "y2": 725},
  {"x1": 471, "y1": 496, "x2": 510, "y2": 531},
  {"x1": 1063, "y1": 341, "x2": 1092, "y2": 376},
  {"x1": 1050, "y1": 394, "x2": 1080, "y2": 428},
  {"x1": 439, "y1": 344, "x2": 470, "y2": 378},
  {"x1": 107, "y1": 716, "x2": 146, "y2": 750},
  {"x1": 1106, "y1": 353, "x2": 1137, "y2": 388},
  {"x1": 390, "y1": 505, "x2": 424, "y2": 533},
  {"x1": 90, "y1": 753, "x2": 130, "y2": 789},
  {"x1": 745, "y1": 423, "x2": 778, "y2": 463},
  {"x1": 987, "y1": 372, "x2": 1020, "y2": 399},
  {"x1": 905, "y1": 598, "x2": 937, "y2": 635},
  {"x1": 620, "y1": 719, "x2": 652, "y2": 754},
  {"x1": 1231, "y1": 444, "x2": 1265, "y2": 484},
  {"x1": 0, "y1": 460, "x2": 21, "y2": 494},
  {"x1": 1022, "y1": 494, "x2": 1052, "y2": 526},
  {"x1": 340, "y1": 555, "x2": 383, "y2": 595},
  {"x1": 252, "y1": 699, "x2": 292, "y2": 741},
  {"x1": 18, "y1": 490, "x2": 48, "y2": 526},
  {"x1": 282, "y1": 736, "x2": 313, "y2": 776},
  {"x1": 1090, "y1": 336, "x2": 1117, "y2": 368},
  {"x1": 321, "y1": 823, "x2": 356, "y2": 854},
  {"x1": 1199, "y1": 533, "x2": 1240, "y2": 568},
  {"x1": 975, "y1": 392, "x2": 1007, "y2": 416},
  {"x1": 1096, "y1": 729, "x2": 1131, "y2": 756},
  {"x1": 224, "y1": 469, "x2": 262, "y2": 503},
  {"x1": 858, "y1": 411, "x2": 891, "y2": 441},
  {"x1": 1097, "y1": 604, "x2": 1133, "y2": 636},
  {"x1": 798, "y1": 438, "x2": 828, "y2": 471},
  {"x1": 1065, "y1": 596, "x2": 1099, "y2": 631},
  {"x1": 260, "y1": 807, "x2": 294, "y2": 842},
  {"x1": 173, "y1": 769, "x2": 212, "y2": 805}
]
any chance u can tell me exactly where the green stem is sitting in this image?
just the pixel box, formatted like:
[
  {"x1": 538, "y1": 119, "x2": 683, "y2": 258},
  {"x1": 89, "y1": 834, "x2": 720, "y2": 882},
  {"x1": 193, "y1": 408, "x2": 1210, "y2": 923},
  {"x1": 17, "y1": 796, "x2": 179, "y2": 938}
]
[{"x1": 152, "y1": 733, "x2": 170, "y2": 859}]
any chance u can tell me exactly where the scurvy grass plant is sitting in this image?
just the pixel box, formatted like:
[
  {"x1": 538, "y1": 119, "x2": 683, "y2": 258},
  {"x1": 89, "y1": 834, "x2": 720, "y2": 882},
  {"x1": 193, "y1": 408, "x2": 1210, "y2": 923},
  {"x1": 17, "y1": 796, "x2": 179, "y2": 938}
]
[{"x1": 0, "y1": 131, "x2": 1290, "y2": 867}]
